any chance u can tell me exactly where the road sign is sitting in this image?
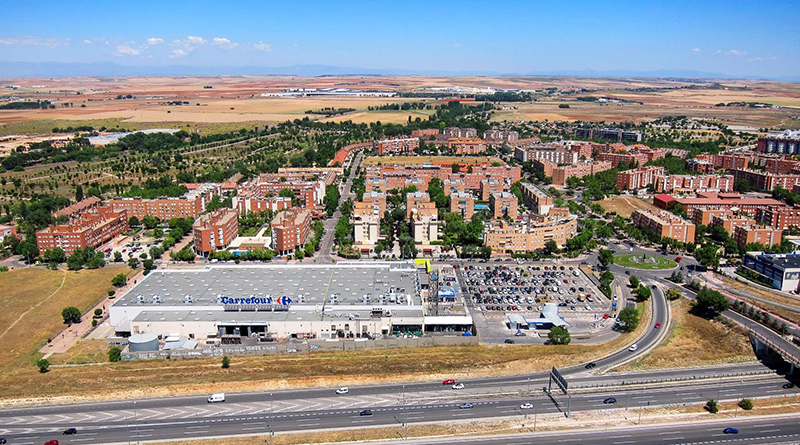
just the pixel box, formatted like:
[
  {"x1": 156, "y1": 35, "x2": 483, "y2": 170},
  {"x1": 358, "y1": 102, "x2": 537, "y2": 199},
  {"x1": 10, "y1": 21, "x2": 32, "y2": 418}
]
[{"x1": 550, "y1": 366, "x2": 568, "y2": 394}]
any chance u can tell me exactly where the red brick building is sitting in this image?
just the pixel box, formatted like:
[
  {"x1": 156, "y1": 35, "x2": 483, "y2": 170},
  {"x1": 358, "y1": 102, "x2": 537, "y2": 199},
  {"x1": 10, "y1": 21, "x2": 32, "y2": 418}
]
[
  {"x1": 193, "y1": 209, "x2": 239, "y2": 254},
  {"x1": 733, "y1": 225, "x2": 783, "y2": 249},
  {"x1": 731, "y1": 169, "x2": 800, "y2": 192},
  {"x1": 447, "y1": 137, "x2": 487, "y2": 155},
  {"x1": 233, "y1": 195, "x2": 292, "y2": 214},
  {"x1": 756, "y1": 206, "x2": 800, "y2": 230},
  {"x1": 654, "y1": 192, "x2": 784, "y2": 217},
  {"x1": 108, "y1": 183, "x2": 220, "y2": 220},
  {"x1": 270, "y1": 208, "x2": 311, "y2": 255},
  {"x1": 632, "y1": 209, "x2": 695, "y2": 244},
  {"x1": 654, "y1": 174, "x2": 734, "y2": 193},
  {"x1": 36, "y1": 205, "x2": 128, "y2": 254},
  {"x1": 411, "y1": 128, "x2": 439, "y2": 139},
  {"x1": 615, "y1": 166, "x2": 665, "y2": 190},
  {"x1": 373, "y1": 137, "x2": 420, "y2": 155}
]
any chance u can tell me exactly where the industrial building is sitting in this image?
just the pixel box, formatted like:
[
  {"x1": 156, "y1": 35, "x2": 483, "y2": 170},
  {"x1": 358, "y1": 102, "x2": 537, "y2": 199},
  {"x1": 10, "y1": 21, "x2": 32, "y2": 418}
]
[
  {"x1": 742, "y1": 252, "x2": 800, "y2": 291},
  {"x1": 109, "y1": 263, "x2": 473, "y2": 342}
]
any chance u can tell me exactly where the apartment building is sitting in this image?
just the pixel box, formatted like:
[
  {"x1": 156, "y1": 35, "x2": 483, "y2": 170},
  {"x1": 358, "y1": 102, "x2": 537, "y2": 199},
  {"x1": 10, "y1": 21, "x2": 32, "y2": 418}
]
[
  {"x1": 54, "y1": 196, "x2": 101, "y2": 220},
  {"x1": 731, "y1": 169, "x2": 800, "y2": 192},
  {"x1": 352, "y1": 202, "x2": 381, "y2": 246},
  {"x1": 483, "y1": 216, "x2": 578, "y2": 255},
  {"x1": 490, "y1": 192, "x2": 518, "y2": 220},
  {"x1": 233, "y1": 195, "x2": 292, "y2": 214},
  {"x1": 447, "y1": 137, "x2": 487, "y2": 155},
  {"x1": 632, "y1": 209, "x2": 696, "y2": 244},
  {"x1": 480, "y1": 179, "x2": 505, "y2": 200},
  {"x1": 615, "y1": 166, "x2": 665, "y2": 190},
  {"x1": 483, "y1": 129, "x2": 519, "y2": 146},
  {"x1": 694, "y1": 153, "x2": 750, "y2": 170},
  {"x1": 404, "y1": 177, "x2": 429, "y2": 193},
  {"x1": 514, "y1": 145, "x2": 578, "y2": 165},
  {"x1": 362, "y1": 191, "x2": 387, "y2": 216},
  {"x1": 0, "y1": 224, "x2": 17, "y2": 239},
  {"x1": 36, "y1": 205, "x2": 128, "y2": 255},
  {"x1": 450, "y1": 192, "x2": 475, "y2": 220},
  {"x1": 411, "y1": 128, "x2": 439, "y2": 139},
  {"x1": 406, "y1": 192, "x2": 431, "y2": 219},
  {"x1": 733, "y1": 225, "x2": 783, "y2": 249},
  {"x1": 551, "y1": 161, "x2": 613, "y2": 186},
  {"x1": 366, "y1": 176, "x2": 387, "y2": 193},
  {"x1": 686, "y1": 159, "x2": 715, "y2": 174},
  {"x1": 520, "y1": 182, "x2": 553, "y2": 215},
  {"x1": 193, "y1": 209, "x2": 239, "y2": 255},
  {"x1": 709, "y1": 213, "x2": 756, "y2": 235},
  {"x1": 443, "y1": 179, "x2": 467, "y2": 196},
  {"x1": 236, "y1": 175, "x2": 325, "y2": 211},
  {"x1": 108, "y1": 183, "x2": 220, "y2": 220},
  {"x1": 270, "y1": 208, "x2": 311, "y2": 255},
  {"x1": 411, "y1": 202, "x2": 439, "y2": 244},
  {"x1": 443, "y1": 127, "x2": 478, "y2": 139},
  {"x1": 373, "y1": 136, "x2": 420, "y2": 155},
  {"x1": 654, "y1": 174, "x2": 734, "y2": 193},
  {"x1": 655, "y1": 192, "x2": 784, "y2": 218},
  {"x1": 574, "y1": 128, "x2": 643, "y2": 143},
  {"x1": 756, "y1": 206, "x2": 800, "y2": 230},
  {"x1": 757, "y1": 130, "x2": 800, "y2": 155}
]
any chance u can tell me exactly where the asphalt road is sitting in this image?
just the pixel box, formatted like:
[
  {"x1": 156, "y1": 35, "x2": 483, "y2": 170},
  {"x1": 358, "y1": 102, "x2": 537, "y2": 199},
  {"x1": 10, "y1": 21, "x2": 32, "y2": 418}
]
[
  {"x1": 3, "y1": 376, "x2": 796, "y2": 445},
  {"x1": 318, "y1": 149, "x2": 363, "y2": 262}
]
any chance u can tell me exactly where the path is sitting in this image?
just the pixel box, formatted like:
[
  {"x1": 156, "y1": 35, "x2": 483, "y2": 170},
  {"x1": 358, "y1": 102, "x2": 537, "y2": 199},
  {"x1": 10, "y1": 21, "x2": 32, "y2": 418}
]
[{"x1": 0, "y1": 269, "x2": 67, "y2": 341}]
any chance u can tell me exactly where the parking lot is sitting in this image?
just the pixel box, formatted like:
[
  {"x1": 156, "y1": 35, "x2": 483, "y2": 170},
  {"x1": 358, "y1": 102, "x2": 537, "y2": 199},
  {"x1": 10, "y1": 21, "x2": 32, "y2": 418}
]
[{"x1": 454, "y1": 261, "x2": 617, "y2": 342}]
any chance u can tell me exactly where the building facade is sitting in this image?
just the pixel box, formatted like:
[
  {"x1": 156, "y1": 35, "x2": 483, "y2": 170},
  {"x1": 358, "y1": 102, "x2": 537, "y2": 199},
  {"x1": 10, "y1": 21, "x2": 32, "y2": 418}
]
[
  {"x1": 373, "y1": 137, "x2": 420, "y2": 155},
  {"x1": 193, "y1": 209, "x2": 239, "y2": 255},
  {"x1": 632, "y1": 209, "x2": 696, "y2": 243},
  {"x1": 483, "y1": 216, "x2": 578, "y2": 255},
  {"x1": 270, "y1": 208, "x2": 312, "y2": 254},
  {"x1": 36, "y1": 205, "x2": 128, "y2": 254},
  {"x1": 615, "y1": 166, "x2": 665, "y2": 190},
  {"x1": 490, "y1": 192, "x2": 518, "y2": 220},
  {"x1": 450, "y1": 192, "x2": 475, "y2": 220}
]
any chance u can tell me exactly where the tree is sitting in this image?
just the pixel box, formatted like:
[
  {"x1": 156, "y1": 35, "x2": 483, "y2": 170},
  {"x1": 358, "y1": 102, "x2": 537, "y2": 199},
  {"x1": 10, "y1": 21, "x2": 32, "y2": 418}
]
[
  {"x1": 628, "y1": 275, "x2": 640, "y2": 288},
  {"x1": 634, "y1": 285, "x2": 652, "y2": 302},
  {"x1": 111, "y1": 273, "x2": 127, "y2": 287},
  {"x1": 128, "y1": 216, "x2": 140, "y2": 228},
  {"x1": 221, "y1": 355, "x2": 230, "y2": 369},
  {"x1": 734, "y1": 178, "x2": 751, "y2": 193},
  {"x1": 61, "y1": 306, "x2": 81, "y2": 324},
  {"x1": 618, "y1": 306, "x2": 639, "y2": 332},
  {"x1": 142, "y1": 215, "x2": 159, "y2": 230},
  {"x1": 66, "y1": 253, "x2": 84, "y2": 270},
  {"x1": 738, "y1": 398, "x2": 753, "y2": 410},
  {"x1": 598, "y1": 248, "x2": 614, "y2": 268},
  {"x1": 665, "y1": 287, "x2": 682, "y2": 301},
  {"x1": 36, "y1": 358, "x2": 50, "y2": 373},
  {"x1": 695, "y1": 287, "x2": 729, "y2": 316},
  {"x1": 108, "y1": 346, "x2": 122, "y2": 362},
  {"x1": 548, "y1": 326, "x2": 571, "y2": 345},
  {"x1": 128, "y1": 257, "x2": 140, "y2": 269},
  {"x1": 544, "y1": 239, "x2": 559, "y2": 255},
  {"x1": 114, "y1": 251, "x2": 123, "y2": 262},
  {"x1": 94, "y1": 308, "x2": 103, "y2": 317},
  {"x1": 19, "y1": 238, "x2": 39, "y2": 264},
  {"x1": 43, "y1": 247, "x2": 66, "y2": 264},
  {"x1": 695, "y1": 243, "x2": 720, "y2": 270},
  {"x1": 705, "y1": 399, "x2": 719, "y2": 414},
  {"x1": 75, "y1": 184, "x2": 84, "y2": 202}
]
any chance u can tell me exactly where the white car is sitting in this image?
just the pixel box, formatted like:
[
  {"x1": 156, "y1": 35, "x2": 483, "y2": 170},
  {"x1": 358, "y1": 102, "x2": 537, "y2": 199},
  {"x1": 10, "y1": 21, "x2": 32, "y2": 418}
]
[
  {"x1": 628, "y1": 344, "x2": 639, "y2": 352},
  {"x1": 452, "y1": 383, "x2": 465, "y2": 390},
  {"x1": 335, "y1": 387, "x2": 349, "y2": 395},
  {"x1": 520, "y1": 403, "x2": 534, "y2": 410}
]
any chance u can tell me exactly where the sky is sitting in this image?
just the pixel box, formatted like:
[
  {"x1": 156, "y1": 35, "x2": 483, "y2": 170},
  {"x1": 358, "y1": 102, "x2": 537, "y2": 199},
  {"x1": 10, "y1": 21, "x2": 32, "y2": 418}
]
[{"x1": 0, "y1": 0, "x2": 798, "y2": 78}]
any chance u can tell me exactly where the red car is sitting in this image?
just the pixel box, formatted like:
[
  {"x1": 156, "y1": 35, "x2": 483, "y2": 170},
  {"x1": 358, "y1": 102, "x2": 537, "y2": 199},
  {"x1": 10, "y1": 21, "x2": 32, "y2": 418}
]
[
  {"x1": 443, "y1": 379, "x2": 455, "y2": 385},
  {"x1": 44, "y1": 441, "x2": 59, "y2": 445},
  {"x1": 655, "y1": 322, "x2": 662, "y2": 329},
  {"x1": 602, "y1": 313, "x2": 610, "y2": 319}
]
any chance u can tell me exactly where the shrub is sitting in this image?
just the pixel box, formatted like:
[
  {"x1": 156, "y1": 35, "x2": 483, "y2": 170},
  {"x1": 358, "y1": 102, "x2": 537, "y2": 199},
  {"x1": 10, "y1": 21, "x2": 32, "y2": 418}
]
[
  {"x1": 91, "y1": 319, "x2": 97, "y2": 327},
  {"x1": 111, "y1": 273, "x2": 127, "y2": 287},
  {"x1": 221, "y1": 356, "x2": 230, "y2": 369},
  {"x1": 61, "y1": 306, "x2": 81, "y2": 324},
  {"x1": 738, "y1": 398, "x2": 753, "y2": 410},
  {"x1": 94, "y1": 308, "x2": 103, "y2": 317},
  {"x1": 36, "y1": 358, "x2": 50, "y2": 373},
  {"x1": 705, "y1": 399, "x2": 719, "y2": 414},
  {"x1": 108, "y1": 346, "x2": 122, "y2": 362},
  {"x1": 108, "y1": 290, "x2": 115, "y2": 296},
  {"x1": 0, "y1": 266, "x2": 8, "y2": 272}
]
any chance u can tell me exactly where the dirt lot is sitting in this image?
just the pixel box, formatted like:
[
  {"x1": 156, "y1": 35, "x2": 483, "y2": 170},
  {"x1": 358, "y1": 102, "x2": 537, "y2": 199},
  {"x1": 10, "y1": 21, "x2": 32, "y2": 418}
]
[
  {"x1": 594, "y1": 196, "x2": 658, "y2": 218},
  {"x1": 617, "y1": 299, "x2": 755, "y2": 371}
]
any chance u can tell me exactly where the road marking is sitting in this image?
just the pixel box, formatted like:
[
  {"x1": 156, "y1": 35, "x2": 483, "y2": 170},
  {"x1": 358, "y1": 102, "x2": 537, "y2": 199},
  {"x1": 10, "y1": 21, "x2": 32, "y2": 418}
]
[
  {"x1": 754, "y1": 424, "x2": 775, "y2": 427},
  {"x1": 351, "y1": 419, "x2": 374, "y2": 423},
  {"x1": 610, "y1": 435, "x2": 632, "y2": 438},
  {"x1": 661, "y1": 437, "x2": 684, "y2": 441},
  {"x1": 761, "y1": 429, "x2": 781, "y2": 433},
  {"x1": 183, "y1": 430, "x2": 209, "y2": 434}
]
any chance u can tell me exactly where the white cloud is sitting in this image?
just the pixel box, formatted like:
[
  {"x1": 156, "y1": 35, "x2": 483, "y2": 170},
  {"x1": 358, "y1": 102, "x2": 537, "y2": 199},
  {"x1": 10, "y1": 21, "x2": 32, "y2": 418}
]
[
  {"x1": 0, "y1": 37, "x2": 68, "y2": 48},
  {"x1": 292, "y1": 43, "x2": 299, "y2": 48},
  {"x1": 690, "y1": 47, "x2": 701, "y2": 52},
  {"x1": 748, "y1": 56, "x2": 779, "y2": 62},
  {"x1": 83, "y1": 39, "x2": 93, "y2": 45},
  {"x1": 114, "y1": 45, "x2": 141, "y2": 56},
  {"x1": 717, "y1": 49, "x2": 747, "y2": 56},
  {"x1": 146, "y1": 37, "x2": 164, "y2": 46},
  {"x1": 212, "y1": 37, "x2": 238, "y2": 49},
  {"x1": 169, "y1": 49, "x2": 188, "y2": 59},
  {"x1": 185, "y1": 36, "x2": 207, "y2": 45},
  {"x1": 253, "y1": 41, "x2": 272, "y2": 52},
  {"x1": 453, "y1": 43, "x2": 462, "y2": 48}
]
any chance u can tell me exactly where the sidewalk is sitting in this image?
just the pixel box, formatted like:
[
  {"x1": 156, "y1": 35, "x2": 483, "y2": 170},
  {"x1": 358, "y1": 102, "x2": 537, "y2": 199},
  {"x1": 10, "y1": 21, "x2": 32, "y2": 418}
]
[{"x1": 40, "y1": 267, "x2": 144, "y2": 359}]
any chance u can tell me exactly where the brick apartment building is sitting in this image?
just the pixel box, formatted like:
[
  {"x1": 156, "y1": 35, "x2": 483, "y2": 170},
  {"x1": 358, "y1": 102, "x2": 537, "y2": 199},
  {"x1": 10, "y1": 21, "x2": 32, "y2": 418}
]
[
  {"x1": 270, "y1": 207, "x2": 312, "y2": 255},
  {"x1": 731, "y1": 169, "x2": 800, "y2": 192},
  {"x1": 193, "y1": 209, "x2": 239, "y2": 255},
  {"x1": 108, "y1": 183, "x2": 220, "y2": 220},
  {"x1": 406, "y1": 192, "x2": 431, "y2": 218},
  {"x1": 450, "y1": 192, "x2": 475, "y2": 220},
  {"x1": 447, "y1": 137, "x2": 487, "y2": 155},
  {"x1": 483, "y1": 216, "x2": 578, "y2": 255},
  {"x1": 551, "y1": 161, "x2": 613, "y2": 186},
  {"x1": 520, "y1": 182, "x2": 553, "y2": 215},
  {"x1": 757, "y1": 206, "x2": 800, "y2": 230},
  {"x1": 36, "y1": 205, "x2": 128, "y2": 254},
  {"x1": 362, "y1": 191, "x2": 387, "y2": 216},
  {"x1": 574, "y1": 128, "x2": 643, "y2": 143},
  {"x1": 655, "y1": 174, "x2": 734, "y2": 193},
  {"x1": 373, "y1": 137, "x2": 420, "y2": 155},
  {"x1": 693, "y1": 154, "x2": 750, "y2": 171},
  {"x1": 233, "y1": 195, "x2": 292, "y2": 214},
  {"x1": 352, "y1": 202, "x2": 381, "y2": 247},
  {"x1": 404, "y1": 177, "x2": 428, "y2": 192},
  {"x1": 236, "y1": 175, "x2": 325, "y2": 212},
  {"x1": 709, "y1": 213, "x2": 756, "y2": 235},
  {"x1": 514, "y1": 145, "x2": 578, "y2": 165},
  {"x1": 615, "y1": 166, "x2": 665, "y2": 190},
  {"x1": 443, "y1": 127, "x2": 478, "y2": 139},
  {"x1": 686, "y1": 159, "x2": 715, "y2": 174},
  {"x1": 655, "y1": 192, "x2": 784, "y2": 218},
  {"x1": 411, "y1": 202, "x2": 439, "y2": 244},
  {"x1": 483, "y1": 129, "x2": 519, "y2": 145},
  {"x1": 0, "y1": 224, "x2": 17, "y2": 239},
  {"x1": 365, "y1": 164, "x2": 521, "y2": 192},
  {"x1": 443, "y1": 179, "x2": 467, "y2": 196},
  {"x1": 480, "y1": 179, "x2": 505, "y2": 200},
  {"x1": 411, "y1": 128, "x2": 439, "y2": 139},
  {"x1": 54, "y1": 196, "x2": 102, "y2": 220},
  {"x1": 733, "y1": 225, "x2": 783, "y2": 249},
  {"x1": 490, "y1": 192, "x2": 518, "y2": 219},
  {"x1": 632, "y1": 209, "x2": 696, "y2": 244}
]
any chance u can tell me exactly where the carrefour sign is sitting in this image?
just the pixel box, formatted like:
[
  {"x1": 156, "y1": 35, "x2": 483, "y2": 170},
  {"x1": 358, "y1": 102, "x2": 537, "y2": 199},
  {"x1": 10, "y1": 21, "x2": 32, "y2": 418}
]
[{"x1": 221, "y1": 296, "x2": 292, "y2": 311}]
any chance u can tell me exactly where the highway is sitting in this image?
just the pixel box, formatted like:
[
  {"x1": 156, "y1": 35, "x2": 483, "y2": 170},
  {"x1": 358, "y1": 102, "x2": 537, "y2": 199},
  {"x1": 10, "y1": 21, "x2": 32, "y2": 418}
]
[{"x1": 1, "y1": 375, "x2": 796, "y2": 444}]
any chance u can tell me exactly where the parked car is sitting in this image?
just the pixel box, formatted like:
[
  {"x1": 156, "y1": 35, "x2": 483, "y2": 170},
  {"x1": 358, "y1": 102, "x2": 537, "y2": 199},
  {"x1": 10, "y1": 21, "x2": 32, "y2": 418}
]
[
  {"x1": 459, "y1": 403, "x2": 474, "y2": 409},
  {"x1": 336, "y1": 387, "x2": 349, "y2": 395},
  {"x1": 603, "y1": 397, "x2": 617, "y2": 404},
  {"x1": 452, "y1": 383, "x2": 465, "y2": 390},
  {"x1": 63, "y1": 428, "x2": 78, "y2": 435}
]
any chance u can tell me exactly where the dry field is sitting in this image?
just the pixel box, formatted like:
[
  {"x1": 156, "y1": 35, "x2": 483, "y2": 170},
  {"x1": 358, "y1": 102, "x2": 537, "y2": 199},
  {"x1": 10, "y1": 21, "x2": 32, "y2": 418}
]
[
  {"x1": 719, "y1": 275, "x2": 800, "y2": 325},
  {"x1": 618, "y1": 299, "x2": 755, "y2": 371},
  {"x1": 362, "y1": 155, "x2": 504, "y2": 166},
  {"x1": 594, "y1": 196, "x2": 657, "y2": 218},
  {"x1": 0, "y1": 266, "x2": 133, "y2": 375}
]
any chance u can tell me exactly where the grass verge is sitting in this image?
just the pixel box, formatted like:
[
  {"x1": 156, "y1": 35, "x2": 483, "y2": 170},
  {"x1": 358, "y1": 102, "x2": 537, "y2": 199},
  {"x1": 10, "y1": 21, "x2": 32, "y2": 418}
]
[{"x1": 613, "y1": 254, "x2": 677, "y2": 270}]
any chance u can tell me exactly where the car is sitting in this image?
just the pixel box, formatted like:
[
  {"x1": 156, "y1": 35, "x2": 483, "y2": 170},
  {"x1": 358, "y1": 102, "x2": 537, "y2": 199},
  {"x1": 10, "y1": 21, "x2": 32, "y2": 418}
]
[
  {"x1": 44, "y1": 441, "x2": 59, "y2": 445},
  {"x1": 585, "y1": 362, "x2": 596, "y2": 369},
  {"x1": 443, "y1": 379, "x2": 456, "y2": 385},
  {"x1": 654, "y1": 322, "x2": 661, "y2": 328},
  {"x1": 336, "y1": 387, "x2": 349, "y2": 394},
  {"x1": 452, "y1": 383, "x2": 465, "y2": 390},
  {"x1": 603, "y1": 397, "x2": 617, "y2": 404},
  {"x1": 63, "y1": 428, "x2": 78, "y2": 435},
  {"x1": 624, "y1": 270, "x2": 630, "y2": 275},
  {"x1": 723, "y1": 427, "x2": 739, "y2": 434},
  {"x1": 0, "y1": 439, "x2": 6, "y2": 444},
  {"x1": 504, "y1": 339, "x2": 515, "y2": 344},
  {"x1": 459, "y1": 403, "x2": 474, "y2": 409},
  {"x1": 602, "y1": 313, "x2": 609, "y2": 319},
  {"x1": 629, "y1": 344, "x2": 639, "y2": 352},
  {"x1": 783, "y1": 382, "x2": 795, "y2": 389},
  {"x1": 519, "y1": 403, "x2": 534, "y2": 410},
  {"x1": 359, "y1": 409, "x2": 373, "y2": 416},
  {"x1": 651, "y1": 285, "x2": 657, "y2": 289}
]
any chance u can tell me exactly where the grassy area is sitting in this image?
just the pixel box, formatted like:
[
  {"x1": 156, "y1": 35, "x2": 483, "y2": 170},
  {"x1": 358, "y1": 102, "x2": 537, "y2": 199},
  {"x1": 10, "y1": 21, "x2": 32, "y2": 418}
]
[
  {"x1": 618, "y1": 299, "x2": 755, "y2": 371},
  {"x1": 47, "y1": 339, "x2": 109, "y2": 365},
  {"x1": 0, "y1": 266, "x2": 133, "y2": 377},
  {"x1": 0, "y1": 118, "x2": 270, "y2": 137},
  {"x1": 614, "y1": 254, "x2": 677, "y2": 270},
  {"x1": 594, "y1": 196, "x2": 657, "y2": 218}
]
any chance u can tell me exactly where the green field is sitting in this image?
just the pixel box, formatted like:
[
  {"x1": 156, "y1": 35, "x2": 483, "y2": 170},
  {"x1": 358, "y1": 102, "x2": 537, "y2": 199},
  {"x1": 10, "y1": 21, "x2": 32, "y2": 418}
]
[{"x1": 613, "y1": 253, "x2": 677, "y2": 270}]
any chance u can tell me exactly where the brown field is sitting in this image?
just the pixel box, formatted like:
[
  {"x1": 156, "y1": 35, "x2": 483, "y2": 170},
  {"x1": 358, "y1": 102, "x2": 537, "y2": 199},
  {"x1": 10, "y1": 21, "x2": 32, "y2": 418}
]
[
  {"x1": 618, "y1": 299, "x2": 755, "y2": 371},
  {"x1": 0, "y1": 266, "x2": 134, "y2": 376},
  {"x1": 362, "y1": 155, "x2": 505, "y2": 166},
  {"x1": 594, "y1": 196, "x2": 658, "y2": 218}
]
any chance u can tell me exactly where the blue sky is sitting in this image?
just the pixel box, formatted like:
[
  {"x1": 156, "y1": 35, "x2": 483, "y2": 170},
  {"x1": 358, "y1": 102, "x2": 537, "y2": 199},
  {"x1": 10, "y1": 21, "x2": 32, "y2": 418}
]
[{"x1": 0, "y1": 0, "x2": 797, "y2": 77}]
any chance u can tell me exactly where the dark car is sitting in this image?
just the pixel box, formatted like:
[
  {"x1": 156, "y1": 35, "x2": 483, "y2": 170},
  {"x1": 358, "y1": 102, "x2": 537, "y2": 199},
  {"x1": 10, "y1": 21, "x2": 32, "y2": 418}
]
[
  {"x1": 459, "y1": 403, "x2": 474, "y2": 409},
  {"x1": 359, "y1": 409, "x2": 373, "y2": 416},
  {"x1": 0, "y1": 438, "x2": 6, "y2": 444},
  {"x1": 723, "y1": 427, "x2": 739, "y2": 434},
  {"x1": 63, "y1": 428, "x2": 78, "y2": 435},
  {"x1": 783, "y1": 382, "x2": 795, "y2": 389},
  {"x1": 584, "y1": 362, "x2": 597, "y2": 369},
  {"x1": 603, "y1": 397, "x2": 617, "y2": 404},
  {"x1": 504, "y1": 339, "x2": 515, "y2": 344}
]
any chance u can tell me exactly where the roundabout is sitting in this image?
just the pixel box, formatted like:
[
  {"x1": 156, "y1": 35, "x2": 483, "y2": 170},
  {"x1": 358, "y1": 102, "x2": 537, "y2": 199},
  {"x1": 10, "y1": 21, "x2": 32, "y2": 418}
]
[{"x1": 613, "y1": 253, "x2": 677, "y2": 270}]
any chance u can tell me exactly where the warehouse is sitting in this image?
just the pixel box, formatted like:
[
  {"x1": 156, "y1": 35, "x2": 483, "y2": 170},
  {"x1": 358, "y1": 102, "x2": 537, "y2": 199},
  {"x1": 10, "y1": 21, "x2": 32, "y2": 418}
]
[{"x1": 109, "y1": 263, "x2": 471, "y2": 344}]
